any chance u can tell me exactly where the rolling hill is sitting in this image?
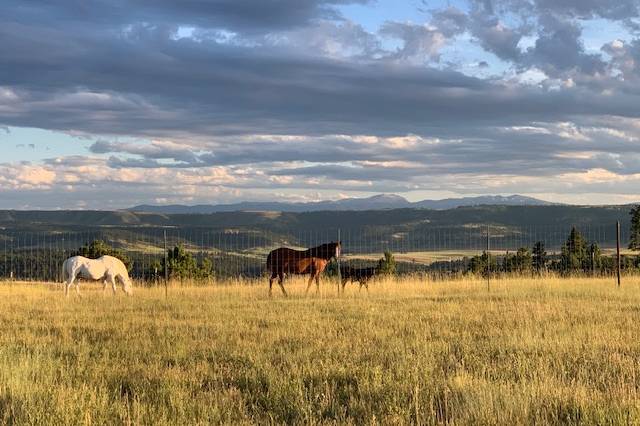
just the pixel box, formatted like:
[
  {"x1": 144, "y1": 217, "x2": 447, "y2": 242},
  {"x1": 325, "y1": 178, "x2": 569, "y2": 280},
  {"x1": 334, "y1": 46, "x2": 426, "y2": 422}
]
[{"x1": 129, "y1": 194, "x2": 554, "y2": 214}]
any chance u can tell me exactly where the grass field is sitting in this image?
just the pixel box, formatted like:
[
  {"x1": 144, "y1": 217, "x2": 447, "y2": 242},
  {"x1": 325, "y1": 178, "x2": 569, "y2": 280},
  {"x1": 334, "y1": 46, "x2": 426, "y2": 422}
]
[{"x1": 1, "y1": 276, "x2": 640, "y2": 425}]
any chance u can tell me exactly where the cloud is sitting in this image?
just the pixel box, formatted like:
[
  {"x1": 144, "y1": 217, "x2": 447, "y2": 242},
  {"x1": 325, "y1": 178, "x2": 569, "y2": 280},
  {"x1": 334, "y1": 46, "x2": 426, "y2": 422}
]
[
  {"x1": 379, "y1": 22, "x2": 449, "y2": 62},
  {"x1": 468, "y1": 14, "x2": 525, "y2": 61},
  {"x1": 1, "y1": 0, "x2": 640, "y2": 207},
  {"x1": 523, "y1": 13, "x2": 606, "y2": 77},
  {"x1": 12, "y1": 0, "x2": 372, "y2": 34}
]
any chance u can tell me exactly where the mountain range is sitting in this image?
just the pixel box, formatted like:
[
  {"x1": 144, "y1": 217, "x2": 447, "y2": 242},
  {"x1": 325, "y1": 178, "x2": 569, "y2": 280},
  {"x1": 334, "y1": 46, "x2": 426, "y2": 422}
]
[{"x1": 129, "y1": 194, "x2": 555, "y2": 214}]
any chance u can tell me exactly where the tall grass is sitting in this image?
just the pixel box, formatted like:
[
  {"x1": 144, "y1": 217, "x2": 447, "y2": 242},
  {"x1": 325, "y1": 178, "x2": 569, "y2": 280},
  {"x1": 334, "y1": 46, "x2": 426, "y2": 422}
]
[{"x1": 1, "y1": 276, "x2": 639, "y2": 424}]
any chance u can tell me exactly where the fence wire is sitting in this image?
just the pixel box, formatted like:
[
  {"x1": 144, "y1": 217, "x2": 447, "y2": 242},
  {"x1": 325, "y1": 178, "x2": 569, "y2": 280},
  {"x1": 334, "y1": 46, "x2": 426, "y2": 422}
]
[{"x1": 0, "y1": 223, "x2": 637, "y2": 284}]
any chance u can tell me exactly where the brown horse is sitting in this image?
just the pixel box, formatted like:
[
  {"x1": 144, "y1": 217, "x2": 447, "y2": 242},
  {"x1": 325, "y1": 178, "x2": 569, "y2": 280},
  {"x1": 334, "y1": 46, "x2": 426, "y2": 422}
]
[{"x1": 266, "y1": 241, "x2": 341, "y2": 296}]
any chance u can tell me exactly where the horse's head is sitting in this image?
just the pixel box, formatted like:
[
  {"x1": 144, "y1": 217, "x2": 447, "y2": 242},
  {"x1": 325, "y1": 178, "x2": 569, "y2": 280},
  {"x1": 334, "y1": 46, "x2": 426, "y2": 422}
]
[
  {"x1": 122, "y1": 277, "x2": 133, "y2": 296},
  {"x1": 308, "y1": 241, "x2": 342, "y2": 260}
]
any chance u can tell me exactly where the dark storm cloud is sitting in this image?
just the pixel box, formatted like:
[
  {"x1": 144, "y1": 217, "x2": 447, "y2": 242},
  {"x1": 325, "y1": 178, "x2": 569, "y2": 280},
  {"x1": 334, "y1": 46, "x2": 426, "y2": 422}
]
[
  {"x1": 2, "y1": 27, "x2": 640, "y2": 140},
  {"x1": 12, "y1": 0, "x2": 370, "y2": 34},
  {"x1": 1, "y1": 0, "x2": 640, "y2": 141}
]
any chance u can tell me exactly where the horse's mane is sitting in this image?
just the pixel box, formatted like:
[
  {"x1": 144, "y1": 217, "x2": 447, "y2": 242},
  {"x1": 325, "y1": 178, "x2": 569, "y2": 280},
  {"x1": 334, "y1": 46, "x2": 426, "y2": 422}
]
[{"x1": 304, "y1": 241, "x2": 339, "y2": 260}]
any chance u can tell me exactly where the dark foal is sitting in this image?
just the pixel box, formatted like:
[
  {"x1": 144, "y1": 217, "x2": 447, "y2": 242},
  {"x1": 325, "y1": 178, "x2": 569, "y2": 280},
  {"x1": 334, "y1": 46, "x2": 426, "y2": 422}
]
[{"x1": 340, "y1": 266, "x2": 378, "y2": 292}]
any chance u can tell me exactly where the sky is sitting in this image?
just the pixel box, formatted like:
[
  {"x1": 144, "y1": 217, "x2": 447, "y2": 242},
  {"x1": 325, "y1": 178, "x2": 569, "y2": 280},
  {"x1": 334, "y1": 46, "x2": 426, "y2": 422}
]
[{"x1": 2, "y1": 0, "x2": 640, "y2": 209}]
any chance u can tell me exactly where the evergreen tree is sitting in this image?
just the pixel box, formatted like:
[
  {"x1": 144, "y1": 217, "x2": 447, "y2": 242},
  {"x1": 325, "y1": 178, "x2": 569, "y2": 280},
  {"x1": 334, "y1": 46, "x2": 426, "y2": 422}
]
[
  {"x1": 515, "y1": 247, "x2": 532, "y2": 273},
  {"x1": 560, "y1": 227, "x2": 588, "y2": 272},
  {"x1": 162, "y1": 244, "x2": 213, "y2": 281},
  {"x1": 501, "y1": 248, "x2": 532, "y2": 274},
  {"x1": 469, "y1": 251, "x2": 498, "y2": 275},
  {"x1": 502, "y1": 251, "x2": 516, "y2": 273},
  {"x1": 630, "y1": 205, "x2": 640, "y2": 251},
  {"x1": 588, "y1": 242, "x2": 602, "y2": 274},
  {"x1": 377, "y1": 250, "x2": 396, "y2": 275},
  {"x1": 532, "y1": 241, "x2": 547, "y2": 272}
]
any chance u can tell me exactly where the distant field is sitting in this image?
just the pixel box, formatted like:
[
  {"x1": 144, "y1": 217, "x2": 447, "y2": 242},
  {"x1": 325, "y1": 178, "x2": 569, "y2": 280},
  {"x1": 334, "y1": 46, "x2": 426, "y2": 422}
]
[
  {"x1": 343, "y1": 250, "x2": 492, "y2": 264},
  {"x1": 1, "y1": 277, "x2": 640, "y2": 424}
]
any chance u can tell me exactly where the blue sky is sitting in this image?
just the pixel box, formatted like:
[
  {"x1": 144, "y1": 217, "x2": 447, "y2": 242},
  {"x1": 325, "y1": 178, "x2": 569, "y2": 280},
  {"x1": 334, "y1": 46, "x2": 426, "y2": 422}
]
[
  {"x1": 2, "y1": 128, "x2": 95, "y2": 163},
  {"x1": 2, "y1": 0, "x2": 640, "y2": 209}
]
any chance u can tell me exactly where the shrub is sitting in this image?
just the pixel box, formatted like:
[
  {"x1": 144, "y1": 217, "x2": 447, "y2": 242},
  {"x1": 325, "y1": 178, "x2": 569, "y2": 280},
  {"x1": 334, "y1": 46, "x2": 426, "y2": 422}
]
[{"x1": 377, "y1": 250, "x2": 396, "y2": 276}]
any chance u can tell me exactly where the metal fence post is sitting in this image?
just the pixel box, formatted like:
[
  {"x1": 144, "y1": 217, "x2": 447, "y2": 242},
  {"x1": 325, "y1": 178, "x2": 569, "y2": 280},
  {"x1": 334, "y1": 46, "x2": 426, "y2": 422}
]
[
  {"x1": 486, "y1": 224, "x2": 490, "y2": 291},
  {"x1": 616, "y1": 221, "x2": 621, "y2": 287},
  {"x1": 164, "y1": 229, "x2": 168, "y2": 297},
  {"x1": 336, "y1": 228, "x2": 342, "y2": 294}
]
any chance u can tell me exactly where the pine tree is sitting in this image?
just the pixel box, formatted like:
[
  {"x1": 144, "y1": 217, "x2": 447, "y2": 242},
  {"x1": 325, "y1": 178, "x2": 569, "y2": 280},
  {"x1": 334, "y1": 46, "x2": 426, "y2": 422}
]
[
  {"x1": 588, "y1": 242, "x2": 602, "y2": 274},
  {"x1": 469, "y1": 251, "x2": 497, "y2": 275},
  {"x1": 162, "y1": 244, "x2": 213, "y2": 280},
  {"x1": 502, "y1": 251, "x2": 516, "y2": 273},
  {"x1": 630, "y1": 205, "x2": 640, "y2": 251},
  {"x1": 377, "y1": 250, "x2": 396, "y2": 275},
  {"x1": 532, "y1": 241, "x2": 547, "y2": 272},
  {"x1": 561, "y1": 227, "x2": 588, "y2": 272},
  {"x1": 515, "y1": 247, "x2": 532, "y2": 273}
]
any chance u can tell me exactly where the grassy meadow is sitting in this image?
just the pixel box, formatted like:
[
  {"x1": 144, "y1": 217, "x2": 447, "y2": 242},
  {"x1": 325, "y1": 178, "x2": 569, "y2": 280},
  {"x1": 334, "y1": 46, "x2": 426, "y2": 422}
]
[{"x1": 1, "y1": 276, "x2": 640, "y2": 425}]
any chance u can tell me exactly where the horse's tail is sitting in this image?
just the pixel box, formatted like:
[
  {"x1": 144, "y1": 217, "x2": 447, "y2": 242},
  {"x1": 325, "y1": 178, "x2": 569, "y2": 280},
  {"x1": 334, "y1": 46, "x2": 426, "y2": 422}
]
[
  {"x1": 266, "y1": 251, "x2": 273, "y2": 272},
  {"x1": 62, "y1": 258, "x2": 69, "y2": 282}
]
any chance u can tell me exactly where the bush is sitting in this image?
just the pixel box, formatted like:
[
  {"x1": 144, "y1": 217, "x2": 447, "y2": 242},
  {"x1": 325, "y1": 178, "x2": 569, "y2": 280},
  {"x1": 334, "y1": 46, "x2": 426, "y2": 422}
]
[
  {"x1": 468, "y1": 251, "x2": 497, "y2": 276},
  {"x1": 162, "y1": 244, "x2": 213, "y2": 281},
  {"x1": 377, "y1": 250, "x2": 396, "y2": 276}
]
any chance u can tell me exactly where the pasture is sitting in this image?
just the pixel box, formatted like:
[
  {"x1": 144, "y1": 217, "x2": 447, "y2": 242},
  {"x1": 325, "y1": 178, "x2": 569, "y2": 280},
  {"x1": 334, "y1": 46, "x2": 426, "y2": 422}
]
[{"x1": 1, "y1": 277, "x2": 640, "y2": 424}]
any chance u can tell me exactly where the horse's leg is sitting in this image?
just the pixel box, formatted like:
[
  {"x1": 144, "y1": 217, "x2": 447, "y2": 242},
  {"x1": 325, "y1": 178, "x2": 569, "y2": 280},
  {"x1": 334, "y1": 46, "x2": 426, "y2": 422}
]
[
  {"x1": 305, "y1": 273, "x2": 315, "y2": 294},
  {"x1": 341, "y1": 278, "x2": 347, "y2": 293},
  {"x1": 360, "y1": 279, "x2": 369, "y2": 292},
  {"x1": 72, "y1": 269, "x2": 80, "y2": 296},
  {"x1": 110, "y1": 275, "x2": 117, "y2": 295},
  {"x1": 315, "y1": 273, "x2": 320, "y2": 294},
  {"x1": 102, "y1": 277, "x2": 109, "y2": 294},
  {"x1": 278, "y1": 273, "x2": 287, "y2": 297},
  {"x1": 268, "y1": 272, "x2": 276, "y2": 297},
  {"x1": 65, "y1": 271, "x2": 77, "y2": 297}
]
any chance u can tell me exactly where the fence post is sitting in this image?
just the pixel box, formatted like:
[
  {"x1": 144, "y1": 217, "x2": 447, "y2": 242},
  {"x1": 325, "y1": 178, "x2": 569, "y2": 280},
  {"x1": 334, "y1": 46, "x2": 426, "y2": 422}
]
[
  {"x1": 164, "y1": 229, "x2": 168, "y2": 297},
  {"x1": 486, "y1": 224, "x2": 490, "y2": 291},
  {"x1": 616, "y1": 221, "x2": 621, "y2": 287},
  {"x1": 336, "y1": 228, "x2": 342, "y2": 295}
]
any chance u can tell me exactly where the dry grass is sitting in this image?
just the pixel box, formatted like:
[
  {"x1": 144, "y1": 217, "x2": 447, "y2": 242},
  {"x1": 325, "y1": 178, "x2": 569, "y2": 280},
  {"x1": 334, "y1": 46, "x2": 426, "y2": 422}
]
[{"x1": 1, "y1": 276, "x2": 640, "y2": 425}]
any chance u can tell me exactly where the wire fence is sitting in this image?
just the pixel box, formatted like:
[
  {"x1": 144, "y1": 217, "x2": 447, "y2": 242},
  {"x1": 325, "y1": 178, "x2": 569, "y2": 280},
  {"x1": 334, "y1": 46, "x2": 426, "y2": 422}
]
[{"x1": 0, "y1": 223, "x2": 637, "y2": 284}]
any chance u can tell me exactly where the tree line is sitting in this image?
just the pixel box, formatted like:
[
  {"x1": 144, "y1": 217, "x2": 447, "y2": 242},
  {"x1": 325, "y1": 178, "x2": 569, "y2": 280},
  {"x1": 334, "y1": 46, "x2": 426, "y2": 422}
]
[
  {"x1": 1, "y1": 206, "x2": 639, "y2": 281},
  {"x1": 467, "y1": 207, "x2": 640, "y2": 276}
]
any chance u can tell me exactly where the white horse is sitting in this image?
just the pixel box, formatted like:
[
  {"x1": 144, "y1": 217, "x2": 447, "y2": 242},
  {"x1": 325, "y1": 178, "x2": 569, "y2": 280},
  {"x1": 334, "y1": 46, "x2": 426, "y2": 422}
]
[{"x1": 62, "y1": 255, "x2": 133, "y2": 296}]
